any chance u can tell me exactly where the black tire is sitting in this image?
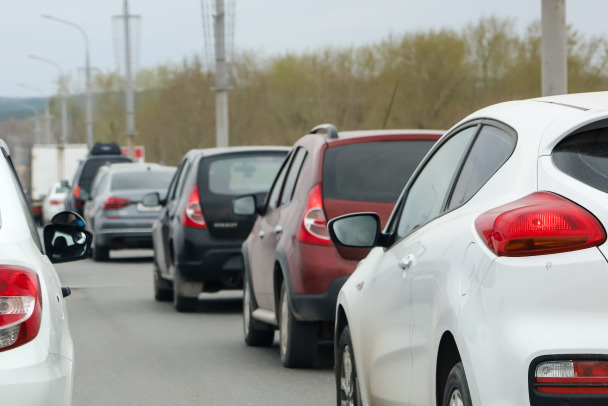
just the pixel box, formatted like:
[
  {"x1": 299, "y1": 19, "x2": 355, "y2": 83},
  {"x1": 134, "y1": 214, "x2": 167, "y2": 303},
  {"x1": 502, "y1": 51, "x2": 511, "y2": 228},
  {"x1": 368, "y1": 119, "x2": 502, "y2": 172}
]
[
  {"x1": 278, "y1": 282, "x2": 317, "y2": 368},
  {"x1": 441, "y1": 362, "x2": 473, "y2": 406},
  {"x1": 153, "y1": 263, "x2": 173, "y2": 302},
  {"x1": 92, "y1": 240, "x2": 109, "y2": 262},
  {"x1": 336, "y1": 326, "x2": 359, "y2": 406},
  {"x1": 173, "y1": 269, "x2": 198, "y2": 312},
  {"x1": 243, "y1": 276, "x2": 274, "y2": 346}
]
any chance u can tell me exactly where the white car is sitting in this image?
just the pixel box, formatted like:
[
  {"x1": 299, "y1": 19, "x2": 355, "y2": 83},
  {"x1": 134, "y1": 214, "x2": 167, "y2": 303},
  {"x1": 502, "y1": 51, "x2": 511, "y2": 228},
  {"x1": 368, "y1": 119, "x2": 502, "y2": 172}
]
[
  {"x1": 0, "y1": 140, "x2": 91, "y2": 405},
  {"x1": 43, "y1": 182, "x2": 69, "y2": 224},
  {"x1": 329, "y1": 91, "x2": 608, "y2": 406}
]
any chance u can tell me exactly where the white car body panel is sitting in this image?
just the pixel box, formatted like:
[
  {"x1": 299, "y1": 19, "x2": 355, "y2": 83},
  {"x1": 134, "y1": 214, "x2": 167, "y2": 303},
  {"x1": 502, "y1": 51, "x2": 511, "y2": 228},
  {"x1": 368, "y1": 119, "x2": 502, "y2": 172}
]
[
  {"x1": 0, "y1": 150, "x2": 73, "y2": 405},
  {"x1": 337, "y1": 91, "x2": 608, "y2": 406}
]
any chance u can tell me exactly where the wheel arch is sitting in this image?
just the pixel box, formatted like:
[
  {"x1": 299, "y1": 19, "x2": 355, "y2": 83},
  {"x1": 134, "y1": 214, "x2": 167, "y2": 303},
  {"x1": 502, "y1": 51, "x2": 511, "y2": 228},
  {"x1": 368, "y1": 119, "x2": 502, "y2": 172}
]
[
  {"x1": 436, "y1": 331, "x2": 462, "y2": 406},
  {"x1": 273, "y1": 249, "x2": 291, "y2": 318},
  {"x1": 335, "y1": 304, "x2": 348, "y2": 364}
]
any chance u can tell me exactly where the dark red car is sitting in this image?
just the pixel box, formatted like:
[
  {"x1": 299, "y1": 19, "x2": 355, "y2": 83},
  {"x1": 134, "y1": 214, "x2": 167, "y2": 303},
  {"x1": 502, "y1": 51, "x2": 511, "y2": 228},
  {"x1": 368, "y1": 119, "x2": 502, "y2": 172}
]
[{"x1": 234, "y1": 124, "x2": 443, "y2": 367}]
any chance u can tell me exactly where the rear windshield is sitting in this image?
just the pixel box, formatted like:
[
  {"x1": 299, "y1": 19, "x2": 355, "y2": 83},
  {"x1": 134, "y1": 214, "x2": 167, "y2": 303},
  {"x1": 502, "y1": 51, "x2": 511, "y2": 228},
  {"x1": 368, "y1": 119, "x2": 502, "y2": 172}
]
[
  {"x1": 553, "y1": 128, "x2": 608, "y2": 193},
  {"x1": 203, "y1": 153, "x2": 286, "y2": 195},
  {"x1": 55, "y1": 185, "x2": 70, "y2": 193},
  {"x1": 111, "y1": 169, "x2": 175, "y2": 191},
  {"x1": 80, "y1": 156, "x2": 132, "y2": 191},
  {"x1": 323, "y1": 140, "x2": 435, "y2": 203}
]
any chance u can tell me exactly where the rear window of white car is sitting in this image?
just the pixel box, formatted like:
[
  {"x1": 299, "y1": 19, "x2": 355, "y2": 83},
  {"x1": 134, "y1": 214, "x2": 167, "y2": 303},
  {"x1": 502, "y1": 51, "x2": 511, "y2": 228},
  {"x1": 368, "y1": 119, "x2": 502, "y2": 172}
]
[
  {"x1": 323, "y1": 140, "x2": 435, "y2": 203},
  {"x1": 552, "y1": 127, "x2": 608, "y2": 193}
]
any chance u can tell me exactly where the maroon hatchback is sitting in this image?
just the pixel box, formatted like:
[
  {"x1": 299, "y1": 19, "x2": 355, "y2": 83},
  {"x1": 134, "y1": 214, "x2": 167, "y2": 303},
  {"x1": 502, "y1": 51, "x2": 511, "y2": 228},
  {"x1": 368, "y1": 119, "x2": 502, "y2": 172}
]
[{"x1": 233, "y1": 124, "x2": 443, "y2": 367}]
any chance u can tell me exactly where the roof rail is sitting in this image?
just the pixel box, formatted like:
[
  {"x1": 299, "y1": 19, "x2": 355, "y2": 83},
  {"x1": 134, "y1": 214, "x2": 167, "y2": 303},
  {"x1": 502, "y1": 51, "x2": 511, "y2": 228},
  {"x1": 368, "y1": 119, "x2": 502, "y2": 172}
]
[{"x1": 310, "y1": 123, "x2": 339, "y2": 139}]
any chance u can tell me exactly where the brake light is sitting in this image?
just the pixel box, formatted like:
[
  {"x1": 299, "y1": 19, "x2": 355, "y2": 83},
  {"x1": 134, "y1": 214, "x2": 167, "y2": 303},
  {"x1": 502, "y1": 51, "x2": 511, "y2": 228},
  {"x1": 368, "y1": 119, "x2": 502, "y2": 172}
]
[
  {"x1": 103, "y1": 197, "x2": 132, "y2": 210},
  {"x1": 0, "y1": 266, "x2": 42, "y2": 352},
  {"x1": 535, "y1": 360, "x2": 608, "y2": 394},
  {"x1": 475, "y1": 192, "x2": 606, "y2": 257},
  {"x1": 49, "y1": 199, "x2": 63, "y2": 205},
  {"x1": 297, "y1": 184, "x2": 331, "y2": 245},
  {"x1": 182, "y1": 185, "x2": 207, "y2": 228},
  {"x1": 73, "y1": 186, "x2": 81, "y2": 198}
]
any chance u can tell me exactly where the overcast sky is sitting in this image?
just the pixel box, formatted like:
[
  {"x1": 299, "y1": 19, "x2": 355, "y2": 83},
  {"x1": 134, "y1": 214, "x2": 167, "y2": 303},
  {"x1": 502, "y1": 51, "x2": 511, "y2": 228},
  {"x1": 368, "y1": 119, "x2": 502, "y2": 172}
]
[{"x1": 2, "y1": 0, "x2": 607, "y2": 98}]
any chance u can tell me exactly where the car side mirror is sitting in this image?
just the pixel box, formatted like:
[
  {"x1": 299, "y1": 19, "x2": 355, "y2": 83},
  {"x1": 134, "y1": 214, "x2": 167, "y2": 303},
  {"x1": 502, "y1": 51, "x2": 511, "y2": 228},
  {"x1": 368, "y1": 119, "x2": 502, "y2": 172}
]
[
  {"x1": 79, "y1": 189, "x2": 90, "y2": 201},
  {"x1": 142, "y1": 192, "x2": 161, "y2": 207},
  {"x1": 233, "y1": 195, "x2": 257, "y2": 216},
  {"x1": 44, "y1": 211, "x2": 92, "y2": 264},
  {"x1": 328, "y1": 212, "x2": 384, "y2": 248}
]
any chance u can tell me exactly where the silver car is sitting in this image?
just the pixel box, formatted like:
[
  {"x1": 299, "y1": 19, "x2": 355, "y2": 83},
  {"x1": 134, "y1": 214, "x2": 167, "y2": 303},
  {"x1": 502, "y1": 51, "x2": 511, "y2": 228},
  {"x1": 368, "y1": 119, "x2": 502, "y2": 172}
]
[{"x1": 84, "y1": 162, "x2": 176, "y2": 261}]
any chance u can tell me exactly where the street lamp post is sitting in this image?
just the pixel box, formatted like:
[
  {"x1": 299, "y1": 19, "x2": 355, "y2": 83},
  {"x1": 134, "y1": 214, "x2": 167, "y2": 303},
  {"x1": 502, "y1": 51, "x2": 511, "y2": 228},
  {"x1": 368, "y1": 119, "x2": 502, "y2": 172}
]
[
  {"x1": 18, "y1": 83, "x2": 52, "y2": 144},
  {"x1": 42, "y1": 14, "x2": 93, "y2": 148},
  {"x1": 29, "y1": 55, "x2": 68, "y2": 180},
  {"x1": 15, "y1": 103, "x2": 42, "y2": 144}
]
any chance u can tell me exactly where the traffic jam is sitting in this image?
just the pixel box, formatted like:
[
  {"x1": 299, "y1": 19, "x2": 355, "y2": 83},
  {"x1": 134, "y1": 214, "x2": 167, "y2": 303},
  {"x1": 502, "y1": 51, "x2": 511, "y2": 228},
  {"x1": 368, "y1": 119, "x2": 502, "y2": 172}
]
[{"x1": 2, "y1": 90, "x2": 608, "y2": 405}]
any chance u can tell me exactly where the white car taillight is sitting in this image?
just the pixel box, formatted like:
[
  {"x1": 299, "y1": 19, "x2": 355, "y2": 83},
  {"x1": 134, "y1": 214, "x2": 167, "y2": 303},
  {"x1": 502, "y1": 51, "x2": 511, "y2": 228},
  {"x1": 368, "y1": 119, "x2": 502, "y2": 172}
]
[
  {"x1": 475, "y1": 192, "x2": 606, "y2": 257},
  {"x1": 0, "y1": 266, "x2": 42, "y2": 352},
  {"x1": 535, "y1": 360, "x2": 608, "y2": 394}
]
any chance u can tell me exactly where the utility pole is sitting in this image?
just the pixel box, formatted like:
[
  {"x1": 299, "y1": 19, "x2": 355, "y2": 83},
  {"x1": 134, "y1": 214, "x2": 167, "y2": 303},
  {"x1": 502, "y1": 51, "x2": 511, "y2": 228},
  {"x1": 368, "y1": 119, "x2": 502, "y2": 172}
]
[
  {"x1": 41, "y1": 15, "x2": 94, "y2": 149},
  {"x1": 124, "y1": 0, "x2": 137, "y2": 158},
  {"x1": 17, "y1": 104, "x2": 41, "y2": 144},
  {"x1": 18, "y1": 83, "x2": 52, "y2": 143},
  {"x1": 214, "y1": 0, "x2": 229, "y2": 147},
  {"x1": 541, "y1": 0, "x2": 567, "y2": 96}
]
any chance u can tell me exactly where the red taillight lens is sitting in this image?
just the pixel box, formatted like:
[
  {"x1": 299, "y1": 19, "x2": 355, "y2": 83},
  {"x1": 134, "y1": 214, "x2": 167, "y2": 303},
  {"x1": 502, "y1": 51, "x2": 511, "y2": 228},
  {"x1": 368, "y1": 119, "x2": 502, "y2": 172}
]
[
  {"x1": 49, "y1": 199, "x2": 63, "y2": 205},
  {"x1": 103, "y1": 197, "x2": 132, "y2": 211},
  {"x1": 0, "y1": 266, "x2": 42, "y2": 352},
  {"x1": 73, "y1": 186, "x2": 81, "y2": 198},
  {"x1": 182, "y1": 185, "x2": 207, "y2": 228},
  {"x1": 536, "y1": 360, "x2": 608, "y2": 394},
  {"x1": 297, "y1": 184, "x2": 331, "y2": 245},
  {"x1": 475, "y1": 192, "x2": 606, "y2": 257}
]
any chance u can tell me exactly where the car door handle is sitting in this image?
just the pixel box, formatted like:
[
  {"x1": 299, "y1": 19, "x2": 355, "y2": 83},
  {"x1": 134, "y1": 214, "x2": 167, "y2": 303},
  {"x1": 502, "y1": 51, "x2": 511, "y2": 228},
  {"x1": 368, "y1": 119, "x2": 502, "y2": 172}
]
[
  {"x1": 258, "y1": 231, "x2": 265, "y2": 238},
  {"x1": 274, "y1": 226, "x2": 283, "y2": 234},
  {"x1": 399, "y1": 254, "x2": 415, "y2": 270}
]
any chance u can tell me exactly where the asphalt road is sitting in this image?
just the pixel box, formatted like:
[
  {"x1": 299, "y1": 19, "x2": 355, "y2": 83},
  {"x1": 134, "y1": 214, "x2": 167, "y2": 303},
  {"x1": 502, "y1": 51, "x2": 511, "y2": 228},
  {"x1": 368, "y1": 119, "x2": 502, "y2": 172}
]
[{"x1": 55, "y1": 250, "x2": 335, "y2": 406}]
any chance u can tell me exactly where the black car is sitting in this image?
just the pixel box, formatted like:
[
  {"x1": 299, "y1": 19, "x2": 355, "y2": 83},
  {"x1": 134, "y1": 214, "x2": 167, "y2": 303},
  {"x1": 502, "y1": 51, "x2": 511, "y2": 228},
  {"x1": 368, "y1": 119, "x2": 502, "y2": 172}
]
[
  {"x1": 143, "y1": 146, "x2": 289, "y2": 312},
  {"x1": 64, "y1": 143, "x2": 133, "y2": 216}
]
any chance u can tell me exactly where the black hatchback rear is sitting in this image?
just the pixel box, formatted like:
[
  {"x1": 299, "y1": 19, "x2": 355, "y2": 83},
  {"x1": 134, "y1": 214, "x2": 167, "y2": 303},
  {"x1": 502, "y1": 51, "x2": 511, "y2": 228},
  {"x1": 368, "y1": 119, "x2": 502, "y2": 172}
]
[{"x1": 146, "y1": 146, "x2": 289, "y2": 312}]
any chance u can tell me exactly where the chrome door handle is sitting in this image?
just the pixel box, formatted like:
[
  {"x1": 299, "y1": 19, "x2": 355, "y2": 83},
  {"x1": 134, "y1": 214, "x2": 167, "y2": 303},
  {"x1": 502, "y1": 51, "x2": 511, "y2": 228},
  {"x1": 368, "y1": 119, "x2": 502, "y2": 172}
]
[
  {"x1": 258, "y1": 231, "x2": 265, "y2": 238},
  {"x1": 398, "y1": 254, "x2": 414, "y2": 270},
  {"x1": 274, "y1": 226, "x2": 283, "y2": 234}
]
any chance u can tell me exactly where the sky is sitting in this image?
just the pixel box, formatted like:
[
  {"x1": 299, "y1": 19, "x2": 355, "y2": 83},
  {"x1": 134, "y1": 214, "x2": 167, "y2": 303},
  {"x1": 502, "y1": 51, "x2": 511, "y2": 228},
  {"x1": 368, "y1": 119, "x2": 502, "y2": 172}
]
[{"x1": 2, "y1": 0, "x2": 607, "y2": 98}]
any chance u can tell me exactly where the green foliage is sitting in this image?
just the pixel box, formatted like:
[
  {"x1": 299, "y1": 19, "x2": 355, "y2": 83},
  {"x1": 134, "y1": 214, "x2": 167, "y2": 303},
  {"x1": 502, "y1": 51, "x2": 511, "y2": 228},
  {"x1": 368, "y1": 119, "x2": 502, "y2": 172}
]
[{"x1": 6, "y1": 17, "x2": 608, "y2": 165}]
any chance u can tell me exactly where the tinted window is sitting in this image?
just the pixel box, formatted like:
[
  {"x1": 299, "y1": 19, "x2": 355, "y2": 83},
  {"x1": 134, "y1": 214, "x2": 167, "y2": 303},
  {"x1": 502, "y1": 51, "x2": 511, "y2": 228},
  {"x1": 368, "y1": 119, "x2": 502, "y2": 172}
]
[
  {"x1": 396, "y1": 127, "x2": 477, "y2": 239},
  {"x1": 111, "y1": 170, "x2": 175, "y2": 191},
  {"x1": 322, "y1": 141, "x2": 435, "y2": 203},
  {"x1": 266, "y1": 155, "x2": 291, "y2": 213},
  {"x1": 206, "y1": 154, "x2": 285, "y2": 195},
  {"x1": 280, "y1": 148, "x2": 307, "y2": 206},
  {"x1": 553, "y1": 128, "x2": 608, "y2": 193},
  {"x1": 80, "y1": 156, "x2": 132, "y2": 191},
  {"x1": 55, "y1": 185, "x2": 69, "y2": 193},
  {"x1": 447, "y1": 125, "x2": 515, "y2": 210}
]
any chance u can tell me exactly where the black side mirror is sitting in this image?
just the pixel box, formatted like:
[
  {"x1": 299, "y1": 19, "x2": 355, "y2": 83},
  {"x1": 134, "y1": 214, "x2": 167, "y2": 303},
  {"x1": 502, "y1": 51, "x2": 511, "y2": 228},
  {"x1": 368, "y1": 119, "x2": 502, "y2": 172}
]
[
  {"x1": 328, "y1": 213, "x2": 385, "y2": 262},
  {"x1": 233, "y1": 195, "x2": 257, "y2": 216},
  {"x1": 142, "y1": 192, "x2": 161, "y2": 207},
  {"x1": 44, "y1": 211, "x2": 92, "y2": 264}
]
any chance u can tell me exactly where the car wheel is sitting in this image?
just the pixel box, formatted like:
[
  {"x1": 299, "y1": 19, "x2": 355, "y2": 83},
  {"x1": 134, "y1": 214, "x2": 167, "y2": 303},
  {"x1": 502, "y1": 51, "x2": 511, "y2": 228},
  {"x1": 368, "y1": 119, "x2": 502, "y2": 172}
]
[
  {"x1": 92, "y1": 240, "x2": 109, "y2": 262},
  {"x1": 153, "y1": 262, "x2": 173, "y2": 302},
  {"x1": 173, "y1": 269, "x2": 198, "y2": 312},
  {"x1": 442, "y1": 362, "x2": 473, "y2": 406},
  {"x1": 243, "y1": 276, "x2": 274, "y2": 346},
  {"x1": 279, "y1": 282, "x2": 317, "y2": 368},
  {"x1": 337, "y1": 326, "x2": 359, "y2": 406}
]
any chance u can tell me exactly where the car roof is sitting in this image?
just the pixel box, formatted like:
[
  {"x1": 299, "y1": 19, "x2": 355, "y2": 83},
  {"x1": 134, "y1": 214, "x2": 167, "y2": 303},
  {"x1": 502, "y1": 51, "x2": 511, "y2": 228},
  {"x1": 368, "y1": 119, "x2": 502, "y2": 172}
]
[
  {"x1": 183, "y1": 146, "x2": 291, "y2": 160},
  {"x1": 106, "y1": 162, "x2": 174, "y2": 172}
]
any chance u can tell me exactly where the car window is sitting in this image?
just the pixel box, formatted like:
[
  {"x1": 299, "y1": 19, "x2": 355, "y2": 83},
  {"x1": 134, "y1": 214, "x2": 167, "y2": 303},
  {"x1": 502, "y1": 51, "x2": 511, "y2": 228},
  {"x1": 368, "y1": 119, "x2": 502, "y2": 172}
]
[
  {"x1": 167, "y1": 160, "x2": 186, "y2": 202},
  {"x1": 280, "y1": 148, "x2": 307, "y2": 206},
  {"x1": 79, "y1": 156, "x2": 132, "y2": 192},
  {"x1": 206, "y1": 154, "x2": 286, "y2": 195},
  {"x1": 176, "y1": 161, "x2": 192, "y2": 200},
  {"x1": 447, "y1": 125, "x2": 516, "y2": 210},
  {"x1": 552, "y1": 126, "x2": 608, "y2": 193},
  {"x1": 90, "y1": 170, "x2": 107, "y2": 198},
  {"x1": 396, "y1": 126, "x2": 477, "y2": 240},
  {"x1": 3, "y1": 153, "x2": 43, "y2": 251},
  {"x1": 266, "y1": 152, "x2": 292, "y2": 213},
  {"x1": 111, "y1": 170, "x2": 175, "y2": 190},
  {"x1": 323, "y1": 140, "x2": 436, "y2": 203}
]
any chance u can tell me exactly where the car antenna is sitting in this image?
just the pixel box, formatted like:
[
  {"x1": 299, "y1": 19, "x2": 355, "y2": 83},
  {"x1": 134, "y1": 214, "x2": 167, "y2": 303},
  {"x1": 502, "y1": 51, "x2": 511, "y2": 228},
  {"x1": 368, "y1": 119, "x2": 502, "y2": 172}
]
[{"x1": 382, "y1": 80, "x2": 400, "y2": 129}]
